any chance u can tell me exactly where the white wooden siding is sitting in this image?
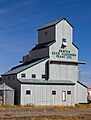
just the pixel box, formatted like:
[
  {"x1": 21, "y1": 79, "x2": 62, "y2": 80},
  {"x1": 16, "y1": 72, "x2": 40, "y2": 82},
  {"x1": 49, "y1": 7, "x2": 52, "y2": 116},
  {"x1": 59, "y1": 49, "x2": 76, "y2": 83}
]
[
  {"x1": 49, "y1": 63, "x2": 79, "y2": 82},
  {"x1": 49, "y1": 20, "x2": 78, "y2": 62},
  {"x1": 21, "y1": 84, "x2": 74, "y2": 106},
  {"x1": 17, "y1": 59, "x2": 48, "y2": 80}
]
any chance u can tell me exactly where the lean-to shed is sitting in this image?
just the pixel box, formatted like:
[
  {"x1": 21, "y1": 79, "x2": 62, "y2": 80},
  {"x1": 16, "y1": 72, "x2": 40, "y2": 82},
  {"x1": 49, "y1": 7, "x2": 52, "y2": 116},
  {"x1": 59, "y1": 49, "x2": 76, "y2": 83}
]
[{"x1": 0, "y1": 83, "x2": 14, "y2": 105}]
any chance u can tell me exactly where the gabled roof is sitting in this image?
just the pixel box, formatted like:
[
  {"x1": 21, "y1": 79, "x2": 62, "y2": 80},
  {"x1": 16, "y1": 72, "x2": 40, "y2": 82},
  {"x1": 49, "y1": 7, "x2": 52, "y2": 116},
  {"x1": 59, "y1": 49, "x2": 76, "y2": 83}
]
[
  {"x1": 72, "y1": 42, "x2": 79, "y2": 49},
  {"x1": 18, "y1": 79, "x2": 75, "y2": 85},
  {"x1": 37, "y1": 18, "x2": 73, "y2": 31},
  {"x1": 0, "y1": 83, "x2": 14, "y2": 90},
  {"x1": 31, "y1": 40, "x2": 55, "y2": 51},
  {"x1": 2, "y1": 57, "x2": 48, "y2": 76}
]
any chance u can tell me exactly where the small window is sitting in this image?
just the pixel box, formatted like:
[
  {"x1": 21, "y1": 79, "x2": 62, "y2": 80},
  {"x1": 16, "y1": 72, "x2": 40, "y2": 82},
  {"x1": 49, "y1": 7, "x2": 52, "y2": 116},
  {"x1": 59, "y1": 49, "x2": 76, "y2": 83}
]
[
  {"x1": 32, "y1": 74, "x2": 36, "y2": 78},
  {"x1": 67, "y1": 91, "x2": 71, "y2": 95},
  {"x1": 42, "y1": 74, "x2": 46, "y2": 79},
  {"x1": 62, "y1": 38, "x2": 66, "y2": 42},
  {"x1": 62, "y1": 91, "x2": 66, "y2": 101},
  {"x1": 8, "y1": 76, "x2": 10, "y2": 80},
  {"x1": 0, "y1": 77, "x2": 2, "y2": 81},
  {"x1": 45, "y1": 31, "x2": 47, "y2": 35},
  {"x1": 26, "y1": 90, "x2": 31, "y2": 95},
  {"x1": 12, "y1": 75, "x2": 16, "y2": 80},
  {"x1": 21, "y1": 73, "x2": 26, "y2": 78},
  {"x1": 52, "y1": 91, "x2": 56, "y2": 95},
  {"x1": 3, "y1": 77, "x2": 5, "y2": 81}
]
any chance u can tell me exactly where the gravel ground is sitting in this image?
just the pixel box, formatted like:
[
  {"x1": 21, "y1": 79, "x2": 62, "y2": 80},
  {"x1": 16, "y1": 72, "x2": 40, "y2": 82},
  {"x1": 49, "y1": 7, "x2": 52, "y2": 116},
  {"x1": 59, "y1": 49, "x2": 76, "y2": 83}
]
[{"x1": 0, "y1": 105, "x2": 90, "y2": 119}]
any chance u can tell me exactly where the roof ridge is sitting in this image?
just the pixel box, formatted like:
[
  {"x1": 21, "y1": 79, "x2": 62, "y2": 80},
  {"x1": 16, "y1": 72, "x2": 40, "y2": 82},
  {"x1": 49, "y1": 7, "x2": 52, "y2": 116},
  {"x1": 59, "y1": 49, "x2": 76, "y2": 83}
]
[{"x1": 37, "y1": 18, "x2": 73, "y2": 31}]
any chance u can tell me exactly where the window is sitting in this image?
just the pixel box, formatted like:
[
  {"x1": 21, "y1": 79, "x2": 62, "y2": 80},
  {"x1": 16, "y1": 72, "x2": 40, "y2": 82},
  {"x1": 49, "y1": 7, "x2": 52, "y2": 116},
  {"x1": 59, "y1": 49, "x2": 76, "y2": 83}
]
[
  {"x1": 21, "y1": 73, "x2": 26, "y2": 78},
  {"x1": 0, "y1": 77, "x2": 2, "y2": 81},
  {"x1": 8, "y1": 76, "x2": 10, "y2": 80},
  {"x1": 32, "y1": 74, "x2": 36, "y2": 78},
  {"x1": 62, "y1": 91, "x2": 66, "y2": 101},
  {"x1": 3, "y1": 77, "x2": 5, "y2": 81},
  {"x1": 62, "y1": 38, "x2": 67, "y2": 47},
  {"x1": 62, "y1": 38, "x2": 66, "y2": 42},
  {"x1": 26, "y1": 90, "x2": 31, "y2": 95},
  {"x1": 52, "y1": 91, "x2": 56, "y2": 95},
  {"x1": 67, "y1": 91, "x2": 71, "y2": 95},
  {"x1": 45, "y1": 31, "x2": 47, "y2": 35},
  {"x1": 12, "y1": 75, "x2": 16, "y2": 80},
  {"x1": 42, "y1": 74, "x2": 46, "y2": 79}
]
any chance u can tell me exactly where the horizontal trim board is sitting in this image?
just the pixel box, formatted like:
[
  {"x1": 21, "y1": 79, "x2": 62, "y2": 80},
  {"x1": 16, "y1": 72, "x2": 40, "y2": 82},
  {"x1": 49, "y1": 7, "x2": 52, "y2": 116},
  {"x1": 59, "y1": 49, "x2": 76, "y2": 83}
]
[
  {"x1": 21, "y1": 82, "x2": 75, "y2": 85},
  {"x1": 50, "y1": 60, "x2": 86, "y2": 65},
  {"x1": 18, "y1": 79, "x2": 75, "y2": 85}
]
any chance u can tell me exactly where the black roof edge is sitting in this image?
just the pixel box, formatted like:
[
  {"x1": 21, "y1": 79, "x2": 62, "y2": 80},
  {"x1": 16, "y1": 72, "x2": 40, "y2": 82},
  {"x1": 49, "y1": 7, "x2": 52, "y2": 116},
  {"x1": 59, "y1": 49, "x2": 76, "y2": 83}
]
[
  {"x1": 2, "y1": 73, "x2": 16, "y2": 76},
  {"x1": 11, "y1": 57, "x2": 49, "y2": 70},
  {"x1": 1, "y1": 57, "x2": 49, "y2": 76},
  {"x1": 37, "y1": 24, "x2": 55, "y2": 31},
  {"x1": 72, "y1": 42, "x2": 79, "y2": 49},
  {"x1": 18, "y1": 82, "x2": 75, "y2": 85},
  {"x1": 77, "y1": 81, "x2": 88, "y2": 88},
  {"x1": 31, "y1": 40, "x2": 56, "y2": 51},
  {"x1": 62, "y1": 18, "x2": 73, "y2": 28},
  {"x1": 37, "y1": 18, "x2": 73, "y2": 31}
]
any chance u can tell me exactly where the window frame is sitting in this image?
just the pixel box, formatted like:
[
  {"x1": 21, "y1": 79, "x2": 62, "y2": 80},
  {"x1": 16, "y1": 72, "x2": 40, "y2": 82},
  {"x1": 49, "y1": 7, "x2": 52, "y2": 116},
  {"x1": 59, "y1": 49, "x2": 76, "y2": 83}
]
[
  {"x1": 42, "y1": 74, "x2": 46, "y2": 79},
  {"x1": 52, "y1": 90, "x2": 56, "y2": 95},
  {"x1": 26, "y1": 90, "x2": 31, "y2": 95},
  {"x1": 62, "y1": 38, "x2": 66, "y2": 42},
  {"x1": 21, "y1": 73, "x2": 26, "y2": 78},
  {"x1": 32, "y1": 74, "x2": 36, "y2": 78},
  {"x1": 67, "y1": 91, "x2": 71, "y2": 95}
]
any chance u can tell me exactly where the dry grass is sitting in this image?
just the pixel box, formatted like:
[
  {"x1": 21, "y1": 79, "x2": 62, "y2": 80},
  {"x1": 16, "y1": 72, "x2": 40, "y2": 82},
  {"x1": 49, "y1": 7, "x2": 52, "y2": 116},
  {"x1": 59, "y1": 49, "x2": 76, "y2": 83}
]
[
  {"x1": 0, "y1": 115, "x2": 91, "y2": 120},
  {"x1": 0, "y1": 104, "x2": 91, "y2": 120}
]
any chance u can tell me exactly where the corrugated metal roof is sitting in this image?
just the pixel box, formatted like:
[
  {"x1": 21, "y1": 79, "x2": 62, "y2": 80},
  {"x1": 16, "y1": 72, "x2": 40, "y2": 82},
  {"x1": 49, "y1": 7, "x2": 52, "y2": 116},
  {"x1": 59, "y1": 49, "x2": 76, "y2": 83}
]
[
  {"x1": 0, "y1": 83, "x2": 14, "y2": 90},
  {"x1": 18, "y1": 79, "x2": 75, "y2": 85},
  {"x1": 2, "y1": 57, "x2": 48, "y2": 75},
  {"x1": 37, "y1": 18, "x2": 73, "y2": 31}
]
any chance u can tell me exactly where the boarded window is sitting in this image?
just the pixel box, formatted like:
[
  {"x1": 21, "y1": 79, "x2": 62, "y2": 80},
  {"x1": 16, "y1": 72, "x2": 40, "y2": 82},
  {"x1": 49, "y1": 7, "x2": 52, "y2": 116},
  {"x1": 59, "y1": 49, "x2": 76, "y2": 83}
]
[
  {"x1": 52, "y1": 91, "x2": 56, "y2": 95},
  {"x1": 32, "y1": 74, "x2": 36, "y2": 78},
  {"x1": 26, "y1": 90, "x2": 31, "y2": 95},
  {"x1": 67, "y1": 91, "x2": 71, "y2": 95},
  {"x1": 21, "y1": 73, "x2": 26, "y2": 78},
  {"x1": 62, "y1": 91, "x2": 66, "y2": 101}
]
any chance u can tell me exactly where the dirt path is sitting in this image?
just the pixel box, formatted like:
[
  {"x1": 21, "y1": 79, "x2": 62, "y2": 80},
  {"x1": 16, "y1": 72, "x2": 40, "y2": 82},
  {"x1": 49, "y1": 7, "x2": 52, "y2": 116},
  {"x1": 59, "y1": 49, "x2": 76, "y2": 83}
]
[{"x1": 0, "y1": 105, "x2": 91, "y2": 120}]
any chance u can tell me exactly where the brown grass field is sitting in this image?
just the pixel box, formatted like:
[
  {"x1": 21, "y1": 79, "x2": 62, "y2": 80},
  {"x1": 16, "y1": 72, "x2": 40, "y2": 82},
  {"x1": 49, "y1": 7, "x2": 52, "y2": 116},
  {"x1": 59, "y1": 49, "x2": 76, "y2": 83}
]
[{"x1": 0, "y1": 104, "x2": 91, "y2": 120}]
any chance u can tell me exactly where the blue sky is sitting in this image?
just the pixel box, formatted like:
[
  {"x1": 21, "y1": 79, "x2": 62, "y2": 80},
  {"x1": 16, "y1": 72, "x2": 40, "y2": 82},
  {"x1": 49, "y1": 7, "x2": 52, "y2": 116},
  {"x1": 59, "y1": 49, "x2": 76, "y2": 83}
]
[{"x1": 0, "y1": 0, "x2": 91, "y2": 87}]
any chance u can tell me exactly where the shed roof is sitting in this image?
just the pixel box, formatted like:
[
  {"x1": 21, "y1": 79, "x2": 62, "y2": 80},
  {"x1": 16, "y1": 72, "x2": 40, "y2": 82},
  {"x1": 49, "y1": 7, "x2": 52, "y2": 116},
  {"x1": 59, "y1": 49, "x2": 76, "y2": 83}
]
[
  {"x1": 0, "y1": 83, "x2": 14, "y2": 91},
  {"x1": 18, "y1": 79, "x2": 75, "y2": 85},
  {"x1": 37, "y1": 18, "x2": 73, "y2": 31},
  {"x1": 31, "y1": 40, "x2": 55, "y2": 51},
  {"x1": 2, "y1": 57, "x2": 48, "y2": 76}
]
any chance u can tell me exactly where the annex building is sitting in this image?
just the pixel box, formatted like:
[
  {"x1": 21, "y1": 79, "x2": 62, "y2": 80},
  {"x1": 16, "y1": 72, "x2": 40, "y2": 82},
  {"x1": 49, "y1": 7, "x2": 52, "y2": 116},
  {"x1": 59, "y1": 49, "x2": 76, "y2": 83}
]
[{"x1": 1, "y1": 18, "x2": 87, "y2": 106}]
